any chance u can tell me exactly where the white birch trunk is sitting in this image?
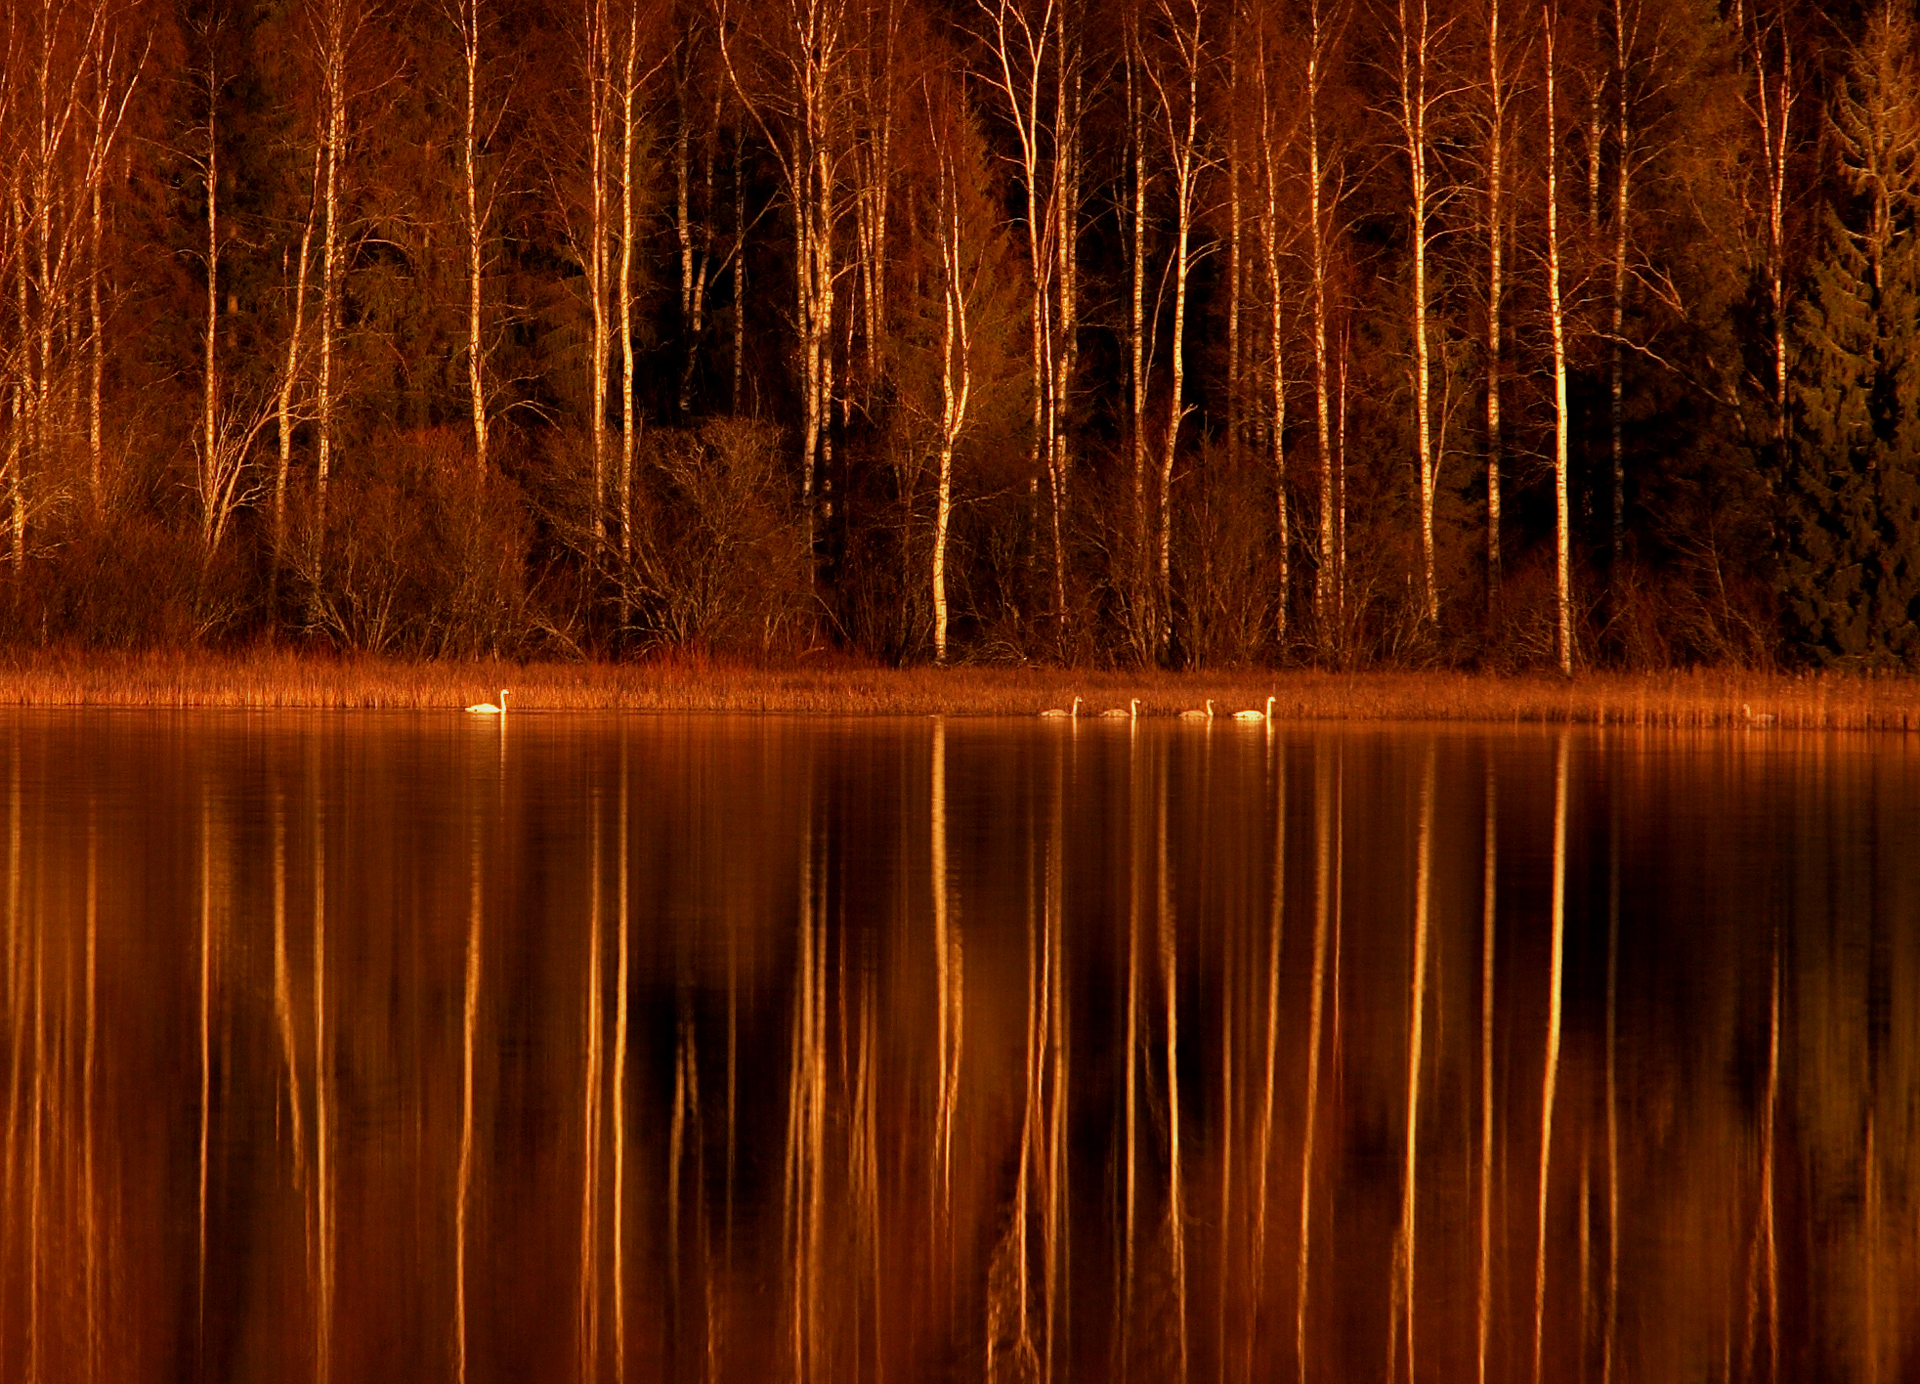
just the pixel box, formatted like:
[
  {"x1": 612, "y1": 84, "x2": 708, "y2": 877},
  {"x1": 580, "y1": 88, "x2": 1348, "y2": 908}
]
[
  {"x1": 1128, "y1": 24, "x2": 1151, "y2": 650},
  {"x1": 202, "y1": 74, "x2": 220, "y2": 548},
  {"x1": 277, "y1": 146, "x2": 319, "y2": 568},
  {"x1": 1610, "y1": 1, "x2": 1633, "y2": 579},
  {"x1": 1750, "y1": 12, "x2": 1792, "y2": 462},
  {"x1": 587, "y1": 0, "x2": 610, "y2": 546},
  {"x1": 1485, "y1": 0, "x2": 1507, "y2": 606},
  {"x1": 1255, "y1": 22, "x2": 1290, "y2": 642},
  {"x1": 1151, "y1": 0, "x2": 1204, "y2": 660},
  {"x1": 981, "y1": 0, "x2": 1067, "y2": 639},
  {"x1": 461, "y1": 0, "x2": 488, "y2": 472},
  {"x1": 1544, "y1": 5, "x2": 1572, "y2": 674},
  {"x1": 930, "y1": 116, "x2": 973, "y2": 665},
  {"x1": 619, "y1": 3, "x2": 639, "y2": 559},
  {"x1": 315, "y1": 0, "x2": 346, "y2": 562},
  {"x1": 1308, "y1": 0, "x2": 1337, "y2": 657},
  {"x1": 1395, "y1": 0, "x2": 1440, "y2": 623}
]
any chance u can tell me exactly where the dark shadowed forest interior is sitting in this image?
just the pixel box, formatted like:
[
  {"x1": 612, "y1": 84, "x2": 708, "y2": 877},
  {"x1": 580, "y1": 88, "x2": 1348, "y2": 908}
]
[{"x1": 4, "y1": 0, "x2": 1919, "y2": 669}]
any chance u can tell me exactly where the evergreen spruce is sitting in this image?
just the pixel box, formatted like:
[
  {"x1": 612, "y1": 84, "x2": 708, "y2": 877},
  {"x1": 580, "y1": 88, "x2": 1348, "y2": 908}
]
[{"x1": 1784, "y1": 3, "x2": 1920, "y2": 665}]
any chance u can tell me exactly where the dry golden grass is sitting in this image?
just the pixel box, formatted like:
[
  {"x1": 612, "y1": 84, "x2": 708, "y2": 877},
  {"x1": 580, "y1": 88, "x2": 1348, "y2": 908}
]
[{"x1": 0, "y1": 649, "x2": 1914, "y2": 730}]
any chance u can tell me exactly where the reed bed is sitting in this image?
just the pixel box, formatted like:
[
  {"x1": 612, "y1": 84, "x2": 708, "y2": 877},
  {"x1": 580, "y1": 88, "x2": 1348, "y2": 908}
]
[{"x1": 0, "y1": 650, "x2": 1915, "y2": 729}]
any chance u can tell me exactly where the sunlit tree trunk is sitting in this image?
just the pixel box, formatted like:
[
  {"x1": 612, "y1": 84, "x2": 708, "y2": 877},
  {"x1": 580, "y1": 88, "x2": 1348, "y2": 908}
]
[
  {"x1": 1253, "y1": 19, "x2": 1291, "y2": 643},
  {"x1": 1748, "y1": 7, "x2": 1793, "y2": 472},
  {"x1": 1482, "y1": 0, "x2": 1512, "y2": 608},
  {"x1": 1543, "y1": 3, "x2": 1573, "y2": 674},
  {"x1": 1609, "y1": 2, "x2": 1636, "y2": 582},
  {"x1": 618, "y1": 2, "x2": 641, "y2": 560},
  {"x1": 1393, "y1": 0, "x2": 1445, "y2": 624},
  {"x1": 1306, "y1": 0, "x2": 1342, "y2": 660},
  {"x1": 929, "y1": 86, "x2": 975, "y2": 665},
  {"x1": 1127, "y1": 17, "x2": 1153, "y2": 659},
  {"x1": 314, "y1": 0, "x2": 350, "y2": 564},
  {"x1": 586, "y1": 0, "x2": 610, "y2": 546},
  {"x1": 1226, "y1": 10, "x2": 1243, "y2": 481},
  {"x1": 851, "y1": 0, "x2": 899, "y2": 413},
  {"x1": 1149, "y1": 0, "x2": 1206, "y2": 662},
  {"x1": 87, "y1": 92, "x2": 105, "y2": 503},
  {"x1": 9, "y1": 188, "x2": 26, "y2": 571},
  {"x1": 716, "y1": 0, "x2": 847, "y2": 567},
  {"x1": 980, "y1": 0, "x2": 1069, "y2": 643},
  {"x1": 1054, "y1": 2, "x2": 1082, "y2": 602},
  {"x1": 458, "y1": 0, "x2": 490, "y2": 472},
  {"x1": 676, "y1": 51, "x2": 695, "y2": 415},
  {"x1": 732, "y1": 124, "x2": 746, "y2": 415},
  {"x1": 277, "y1": 147, "x2": 319, "y2": 575},
  {"x1": 201, "y1": 63, "x2": 221, "y2": 549}
]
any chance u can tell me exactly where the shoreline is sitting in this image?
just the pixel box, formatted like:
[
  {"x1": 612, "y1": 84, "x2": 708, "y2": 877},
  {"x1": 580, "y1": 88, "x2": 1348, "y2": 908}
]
[{"x1": 0, "y1": 651, "x2": 1910, "y2": 731}]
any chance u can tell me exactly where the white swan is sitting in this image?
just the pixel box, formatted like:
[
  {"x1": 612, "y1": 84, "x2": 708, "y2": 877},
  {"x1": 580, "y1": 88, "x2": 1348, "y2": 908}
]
[
  {"x1": 1099, "y1": 698, "x2": 1141, "y2": 721},
  {"x1": 1232, "y1": 695, "x2": 1275, "y2": 723},
  {"x1": 466, "y1": 688, "x2": 509, "y2": 715},
  {"x1": 1177, "y1": 698, "x2": 1214, "y2": 722},
  {"x1": 1040, "y1": 695, "x2": 1081, "y2": 720}
]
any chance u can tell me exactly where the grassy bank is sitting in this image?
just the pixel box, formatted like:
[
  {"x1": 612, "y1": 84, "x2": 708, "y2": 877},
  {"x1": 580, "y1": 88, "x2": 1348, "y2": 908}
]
[{"x1": 0, "y1": 650, "x2": 1912, "y2": 730}]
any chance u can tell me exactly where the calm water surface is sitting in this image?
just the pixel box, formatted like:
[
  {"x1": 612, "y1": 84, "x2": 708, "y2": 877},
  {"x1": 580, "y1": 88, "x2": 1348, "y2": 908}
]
[{"x1": 0, "y1": 712, "x2": 1913, "y2": 1382}]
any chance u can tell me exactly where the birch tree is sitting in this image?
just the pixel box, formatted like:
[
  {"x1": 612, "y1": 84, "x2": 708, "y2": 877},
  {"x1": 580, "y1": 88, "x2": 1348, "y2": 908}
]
[
  {"x1": 1124, "y1": 6, "x2": 1155, "y2": 658},
  {"x1": 673, "y1": 12, "x2": 722, "y2": 420},
  {"x1": 1543, "y1": 0, "x2": 1573, "y2": 673},
  {"x1": 924, "y1": 73, "x2": 983, "y2": 663},
  {"x1": 618, "y1": 0, "x2": 660, "y2": 560},
  {"x1": 977, "y1": 0, "x2": 1072, "y2": 642},
  {"x1": 307, "y1": 0, "x2": 371, "y2": 568},
  {"x1": 1251, "y1": 7, "x2": 1299, "y2": 642},
  {"x1": 190, "y1": 25, "x2": 241, "y2": 549},
  {"x1": 1145, "y1": 0, "x2": 1208, "y2": 660},
  {"x1": 716, "y1": 0, "x2": 853, "y2": 565},
  {"x1": 582, "y1": 0, "x2": 613, "y2": 545},
  {"x1": 1303, "y1": 0, "x2": 1349, "y2": 657},
  {"x1": 275, "y1": 143, "x2": 320, "y2": 568},
  {"x1": 1478, "y1": 0, "x2": 1519, "y2": 606},
  {"x1": 1745, "y1": 2, "x2": 1794, "y2": 472},
  {"x1": 1388, "y1": 0, "x2": 1455, "y2": 624},
  {"x1": 451, "y1": 0, "x2": 500, "y2": 472},
  {"x1": 4, "y1": 0, "x2": 141, "y2": 568}
]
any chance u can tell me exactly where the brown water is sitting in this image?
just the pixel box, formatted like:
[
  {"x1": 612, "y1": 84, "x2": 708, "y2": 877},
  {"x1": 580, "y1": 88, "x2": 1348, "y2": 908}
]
[{"x1": 0, "y1": 712, "x2": 1913, "y2": 1382}]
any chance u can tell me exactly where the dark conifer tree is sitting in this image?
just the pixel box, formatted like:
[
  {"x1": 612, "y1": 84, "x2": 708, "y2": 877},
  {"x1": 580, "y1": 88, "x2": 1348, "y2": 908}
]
[{"x1": 1784, "y1": 2, "x2": 1920, "y2": 664}]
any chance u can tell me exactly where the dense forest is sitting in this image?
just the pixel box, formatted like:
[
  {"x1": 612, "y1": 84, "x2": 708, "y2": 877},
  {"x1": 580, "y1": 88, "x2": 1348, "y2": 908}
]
[{"x1": 0, "y1": 0, "x2": 1915, "y2": 667}]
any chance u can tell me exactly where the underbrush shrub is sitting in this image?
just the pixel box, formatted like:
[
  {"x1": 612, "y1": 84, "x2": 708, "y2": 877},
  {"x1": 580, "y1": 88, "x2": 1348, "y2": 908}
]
[
  {"x1": 5, "y1": 510, "x2": 248, "y2": 649},
  {"x1": 622, "y1": 419, "x2": 815, "y2": 656},
  {"x1": 1172, "y1": 440, "x2": 1279, "y2": 668},
  {"x1": 1601, "y1": 555, "x2": 1778, "y2": 669},
  {"x1": 292, "y1": 427, "x2": 533, "y2": 655}
]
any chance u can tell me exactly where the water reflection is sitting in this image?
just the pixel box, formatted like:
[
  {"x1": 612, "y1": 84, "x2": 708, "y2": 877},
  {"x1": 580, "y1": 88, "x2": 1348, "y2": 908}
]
[{"x1": 0, "y1": 712, "x2": 1914, "y2": 1381}]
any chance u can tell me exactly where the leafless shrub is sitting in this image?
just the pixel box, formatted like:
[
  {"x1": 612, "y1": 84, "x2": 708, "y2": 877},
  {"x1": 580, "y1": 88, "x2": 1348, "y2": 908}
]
[
  {"x1": 613, "y1": 419, "x2": 814, "y2": 656},
  {"x1": 289, "y1": 427, "x2": 532, "y2": 655}
]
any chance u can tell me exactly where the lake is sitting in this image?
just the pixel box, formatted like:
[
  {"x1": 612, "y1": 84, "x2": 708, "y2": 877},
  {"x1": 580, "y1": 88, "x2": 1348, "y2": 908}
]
[{"x1": 0, "y1": 711, "x2": 1911, "y2": 1381}]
